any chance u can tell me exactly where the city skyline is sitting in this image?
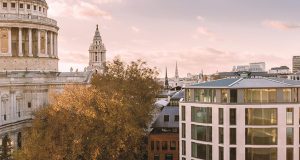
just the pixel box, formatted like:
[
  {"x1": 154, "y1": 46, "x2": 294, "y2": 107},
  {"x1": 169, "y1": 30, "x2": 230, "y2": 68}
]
[{"x1": 49, "y1": 0, "x2": 300, "y2": 77}]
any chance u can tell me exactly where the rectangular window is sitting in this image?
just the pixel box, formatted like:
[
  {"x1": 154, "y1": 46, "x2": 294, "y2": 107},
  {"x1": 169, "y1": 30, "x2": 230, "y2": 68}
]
[
  {"x1": 230, "y1": 108, "x2": 236, "y2": 125},
  {"x1": 287, "y1": 127, "x2": 294, "y2": 145},
  {"x1": 287, "y1": 108, "x2": 294, "y2": 125},
  {"x1": 151, "y1": 141, "x2": 154, "y2": 151},
  {"x1": 28, "y1": 102, "x2": 32, "y2": 108},
  {"x1": 244, "y1": 89, "x2": 277, "y2": 103},
  {"x1": 191, "y1": 124, "x2": 212, "y2": 142},
  {"x1": 230, "y1": 128, "x2": 236, "y2": 145},
  {"x1": 219, "y1": 108, "x2": 224, "y2": 125},
  {"x1": 156, "y1": 141, "x2": 160, "y2": 151},
  {"x1": 170, "y1": 141, "x2": 176, "y2": 150},
  {"x1": 182, "y1": 140, "x2": 186, "y2": 155},
  {"x1": 39, "y1": 6, "x2": 41, "y2": 11},
  {"x1": 185, "y1": 89, "x2": 192, "y2": 101},
  {"x1": 230, "y1": 148, "x2": 236, "y2": 160},
  {"x1": 191, "y1": 107, "x2": 212, "y2": 123},
  {"x1": 34, "y1": 5, "x2": 37, "y2": 10},
  {"x1": 181, "y1": 106, "x2": 185, "y2": 121},
  {"x1": 192, "y1": 142, "x2": 212, "y2": 160},
  {"x1": 19, "y1": 3, "x2": 23, "y2": 9},
  {"x1": 174, "y1": 115, "x2": 179, "y2": 122},
  {"x1": 203, "y1": 89, "x2": 216, "y2": 103},
  {"x1": 182, "y1": 123, "x2": 186, "y2": 138},
  {"x1": 27, "y1": 4, "x2": 30, "y2": 9},
  {"x1": 287, "y1": 148, "x2": 293, "y2": 160},
  {"x1": 3, "y1": 2, "x2": 7, "y2": 8},
  {"x1": 165, "y1": 154, "x2": 173, "y2": 160},
  {"x1": 246, "y1": 128, "x2": 277, "y2": 145},
  {"x1": 194, "y1": 89, "x2": 200, "y2": 102},
  {"x1": 221, "y1": 89, "x2": 228, "y2": 103},
  {"x1": 11, "y1": 3, "x2": 15, "y2": 8},
  {"x1": 283, "y1": 89, "x2": 292, "y2": 102},
  {"x1": 219, "y1": 147, "x2": 224, "y2": 160},
  {"x1": 162, "y1": 141, "x2": 168, "y2": 150},
  {"x1": 246, "y1": 148, "x2": 277, "y2": 160},
  {"x1": 230, "y1": 89, "x2": 237, "y2": 103},
  {"x1": 219, "y1": 127, "x2": 224, "y2": 144},
  {"x1": 246, "y1": 108, "x2": 277, "y2": 125},
  {"x1": 164, "y1": 115, "x2": 169, "y2": 122}
]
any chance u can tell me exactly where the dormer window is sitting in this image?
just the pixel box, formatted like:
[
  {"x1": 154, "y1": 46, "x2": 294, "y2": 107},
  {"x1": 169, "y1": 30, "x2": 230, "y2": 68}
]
[
  {"x1": 11, "y1": 3, "x2": 16, "y2": 8},
  {"x1": 3, "y1": 2, "x2": 7, "y2": 8}
]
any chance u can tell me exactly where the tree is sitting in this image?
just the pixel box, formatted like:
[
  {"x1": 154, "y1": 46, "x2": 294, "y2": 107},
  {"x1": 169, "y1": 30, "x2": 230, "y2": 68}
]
[
  {"x1": 0, "y1": 135, "x2": 13, "y2": 160},
  {"x1": 14, "y1": 58, "x2": 161, "y2": 160}
]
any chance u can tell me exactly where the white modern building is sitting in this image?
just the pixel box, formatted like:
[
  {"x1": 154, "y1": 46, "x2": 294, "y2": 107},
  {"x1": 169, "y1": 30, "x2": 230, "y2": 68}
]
[
  {"x1": 180, "y1": 74, "x2": 300, "y2": 160},
  {"x1": 233, "y1": 62, "x2": 266, "y2": 73},
  {"x1": 0, "y1": 0, "x2": 106, "y2": 149},
  {"x1": 269, "y1": 66, "x2": 290, "y2": 74}
]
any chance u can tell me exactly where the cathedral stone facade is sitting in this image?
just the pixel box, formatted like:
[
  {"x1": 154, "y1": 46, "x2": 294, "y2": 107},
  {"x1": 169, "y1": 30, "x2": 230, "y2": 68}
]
[{"x1": 0, "y1": 0, "x2": 105, "y2": 149}]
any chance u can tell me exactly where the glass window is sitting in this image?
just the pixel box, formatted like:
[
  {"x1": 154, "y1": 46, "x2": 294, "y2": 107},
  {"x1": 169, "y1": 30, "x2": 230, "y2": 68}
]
[
  {"x1": 27, "y1": 4, "x2": 30, "y2": 9},
  {"x1": 156, "y1": 141, "x2": 160, "y2": 150},
  {"x1": 230, "y1": 148, "x2": 236, "y2": 160},
  {"x1": 246, "y1": 128, "x2": 277, "y2": 145},
  {"x1": 219, "y1": 147, "x2": 224, "y2": 160},
  {"x1": 175, "y1": 115, "x2": 179, "y2": 122},
  {"x1": 283, "y1": 89, "x2": 292, "y2": 102},
  {"x1": 230, "y1": 89, "x2": 237, "y2": 103},
  {"x1": 19, "y1": 3, "x2": 23, "y2": 9},
  {"x1": 287, "y1": 108, "x2": 294, "y2": 125},
  {"x1": 11, "y1": 3, "x2": 15, "y2": 8},
  {"x1": 182, "y1": 140, "x2": 186, "y2": 155},
  {"x1": 192, "y1": 142, "x2": 212, "y2": 160},
  {"x1": 162, "y1": 141, "x2": 168, "y2": 150},
  {"x1": 287, "y1": 128, "x2": 294, "y2": 145},
  {"x1": 165, "y1": 154, "x2": 173, "y2": 160},
  {"x1": 219, "y1": 127, "x2": 224, "y2": 144},
  {"x1": 204, "y1": 89, "x2": 216, "y2": 103},
  {"x1": 230, "y1": 108, "x2": 236, "y2": 125},
  {"x1": 244, "y1": 89, "x2": 277, "y2": 103},
  {"x1": 195, "y1": 89, "x2": 201, "y2": 102},
  {"x1": 170, "y1": 141, "x2": 176, "y2": 150},
  {"x1": 191, "y1": 107, "x2": 212, "y2": 123},
  {"x1": 3, "y1": 3, "x2": 7, "y2": 8},
  {"x1": 219, "y1": 108, "x2": 224, "y2": 125},
  {"x1": 164, "y1": 115, "x2": 169, "y2": 122},
  {"x1": 28, "y1": 102, "x2": 32, "y2": 108},
  {"x1": 34, "y1": 5, "x2": 37, "y2": 10},
  {"x1": 185, "y1": 89, "x2": 192, "y2": 101},
  {"x1": 181, "y1": 106, "x2": 185, "y2": 121},
  {"x1": 39, "y1": 6, "x2": 41, "y2": 11},
  {"x1": 221, "y1": 89, "x2": 228, "y2": 103},
  {"x1": 246, "y1": 148, "x2": 277, "y2": 160},
  {"x1": 182, "y1": 123, "x2": 186, "y2": 138},
  {"x1": 246, "y1": 108, "x2": 277, "y2": 125},
  {"x1": 230, "y1": 128, "x2": 236, "y2": 145},
  {"x1": 287, "y1": 148, "x2": 293, "y2": 160},
  {"x1": 191, "y1": 124, "x2": 212, "y2": 142}
]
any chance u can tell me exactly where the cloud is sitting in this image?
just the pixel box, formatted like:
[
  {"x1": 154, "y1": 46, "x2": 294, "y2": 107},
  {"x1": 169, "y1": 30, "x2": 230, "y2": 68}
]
[
  {"x1": 194, "y1": 26, "x2": 217, "y2": 41},
  {"x1": 262, "y1": 20, "x2": 300, "y2": 30},
  {"x1": 131, "y1": 26, "x2": 140, "y2": 33},
  {"x1": 47, "y1": 0, "x2": 112, "y2": 20},
  {"x1": 196, "y1": 16, "x2": 205, "y2": 21}
]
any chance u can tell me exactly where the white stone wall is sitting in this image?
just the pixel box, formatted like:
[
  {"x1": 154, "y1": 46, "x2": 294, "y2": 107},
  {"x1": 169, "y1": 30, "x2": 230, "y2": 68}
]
[{"x1": 180, "y1": 103, "x2": 300, "y2": 160}]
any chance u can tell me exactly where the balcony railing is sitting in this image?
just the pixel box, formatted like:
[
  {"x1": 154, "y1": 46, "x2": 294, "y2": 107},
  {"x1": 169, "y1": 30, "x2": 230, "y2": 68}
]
[{"x1": 0, "y1": 13, "x2": 57, "y2": 26}]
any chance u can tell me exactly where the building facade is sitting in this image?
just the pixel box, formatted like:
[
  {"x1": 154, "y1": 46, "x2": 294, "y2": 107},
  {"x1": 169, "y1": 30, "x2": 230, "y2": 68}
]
[
  {"x1": 293, "y1": 56, "x2": 300, "y2": 73},
  {"x1": 0, "y1": 0, "x2": 104, "y2": 150},
  {"x1": 180, "y1": 76, "x2": 300, "y2": 160}
]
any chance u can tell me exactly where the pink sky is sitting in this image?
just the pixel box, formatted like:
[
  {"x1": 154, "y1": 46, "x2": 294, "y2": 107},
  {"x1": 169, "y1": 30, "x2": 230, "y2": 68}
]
[{"x1": 48, "y1": 0, "x2": 300, "y2": 77}]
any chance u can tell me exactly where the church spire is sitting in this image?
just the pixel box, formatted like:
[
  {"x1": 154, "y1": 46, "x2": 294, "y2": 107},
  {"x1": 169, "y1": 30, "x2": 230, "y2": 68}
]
[
  {"x1": 175, "y1": 61, "x2": 179, "y2": 79},
  {"x1": 164, "y1": 67, "x2": 169, "y2": 89},
  {"x1": 93, "y1": 24, "x2": 102, "y2": 42}
]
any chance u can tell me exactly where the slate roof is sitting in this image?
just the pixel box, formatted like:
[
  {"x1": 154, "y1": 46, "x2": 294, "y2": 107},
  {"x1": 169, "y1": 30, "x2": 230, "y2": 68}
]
[
  {"x1": 187, "y1": 77, "x2": 300, "y2": 89},
  {"x1": 151, "y1": 107, "x2": 179, "y2": 128}
]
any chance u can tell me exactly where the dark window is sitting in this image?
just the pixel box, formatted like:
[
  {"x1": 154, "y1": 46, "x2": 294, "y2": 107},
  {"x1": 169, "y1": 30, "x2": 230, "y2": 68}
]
[
  {"x1": 230, "y1": 89, "x2": 238, "y2": 103},
  {"x1": 156, "y1": 141, "x2": 160, "y2": 150},
  {"x1": 27, "y1": 4, "x2": 30, "y2": 9},
  {"x1": 230, "y1": 148, "x2": 236, "y2": 160},
  {"x1": 39, "y1": 6, "x2": 41, "y2": 11},
  {"x1": 287, "y1": 128, "x2": 294, "y2": 145},
  {"x1": 230, "y1": 108, "x2": 236, "y2": 125},
  {"x1": 17, "y1": 132, "x2": 22, "y2": 149},
  {"x1": 170, "y1": 141, "x2": 176, "y2": 150},
  {"x1": 181, "y1": 106, "x2": 185, "y2": 121},
  {"x1": 191, "y1": 124, "x2": 212, "y2": 142},
  {"x1": 154, "y1": 155, "x2": 159, "y2": 160},
  {"x1": 11, "y1": 3, "x2": 16, "y2": 8},
  {"x1": 19, "y1": 3, "x2": 23, "y2": 8},
  {"x1": 43, "y1": 8, "x2": 45, "y2": 13},
  {"x1": 28, "y1": 102, "x2": 32, "y2": 108},
  {"x1": 164, "y1": 115, "x2": 169, "y2": 122},
  {"x1": 219, "y1": 108, "x2": 224, "y2": 125},
  {"x1": 219, "y1": 147, "x2": 224, "y2": 160},
  {"x1": 3, "y1": 3, "x2": 7, "y2": 8},
  {"x1": 246, "y1": 128, "x2": 277, "y2": 145},
  {"x1": 151, "y1": 141, "x2": 154, "y2": 151},
  {"x1": 182, "y1": 123, "x2": 186, "y2": 138},
  {"x1": 230, "y1": 128, "x2": 236, "y2": 144},
  {"x1": 191, "y1": 107, "x2": 212, "y2": 123},
  {"x1": 165, "y1": 154, "x2": 173, "y2": 160},
  {"x1": 287, "y1": 148, "x2": 293, "y2": 160},
  {"x1": 182, "y1": 140, "x2": 186, "y2": 155},
  {"x1": 246, "y1": 148, "x2": 277, "y2": 160},
  {"x1": 34, "y1": 5, "x2": 37, "y2": 10},
  {"x1": 3, "y1": 114, "x2": 6, "y2": 121},
  {"x1": 162, "y1": 141, "x2": 168, "y2": 150},
  {"x1": 192, "y1": 142, "x2": 212, "y2": 160},
  {"x1": 174, "y1": 115, "x2": 179, "y2": 122},
  {"x1": 219, "y1": 127, "x2": 224, "y2": 144}
]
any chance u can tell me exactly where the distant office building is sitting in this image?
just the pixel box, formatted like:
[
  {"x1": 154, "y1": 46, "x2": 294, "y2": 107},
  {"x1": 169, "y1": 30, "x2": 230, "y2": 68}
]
[
  {"x1": 232, "y1": 62, "x2": 265, "y2": 72},
  {"x1": 293, "y1": 56, "x2": 300, "y2": 73},
  {"x1": 180, "y1": 74, "x2": 300, "y2": 160},
  {"x1": 269, "y1": 66, "x2": 290, "y2": 74}
]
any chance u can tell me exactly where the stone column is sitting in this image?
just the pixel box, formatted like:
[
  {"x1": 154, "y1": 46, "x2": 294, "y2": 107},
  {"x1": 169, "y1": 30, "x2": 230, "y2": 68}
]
[
  {"x1": 37, "y1": 30, "x2": 40, "y2": 57},
  {"x1": 8, "y1": 28, "x2": 12, "y2": 56},
  {"x1": 50, "y1": 32, "x2": 53, "y2": 57},
  {"x1": 55, "y1": 33, "x2": 58, "y2": 58},
  {"x1": 18, "y1": 28, "x2": 22, "y2": 56},
  {"x1": 45, "y1": 31, "x2": 48, "y2": 57},
  {"x1": 28, "y1": 28, "x2": 33, "y2": 57}
]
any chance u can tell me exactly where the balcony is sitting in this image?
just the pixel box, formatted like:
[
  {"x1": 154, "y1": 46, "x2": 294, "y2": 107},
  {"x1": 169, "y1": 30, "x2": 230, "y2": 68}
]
[{"x1": 0, "y1": 13, "x2": 57, "y2": 27}]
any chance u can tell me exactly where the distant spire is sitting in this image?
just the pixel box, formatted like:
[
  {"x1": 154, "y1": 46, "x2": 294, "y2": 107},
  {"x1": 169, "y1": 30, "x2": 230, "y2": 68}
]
[
  {"x1": 164, "y1": 67, "x2": 169, "y2": 89},
  {"x1": 93, "y1": 24, "x2": 102, "y2": 41},
  {"x1": 175, "y1": 61, "x2": 179, "y2": 79}
]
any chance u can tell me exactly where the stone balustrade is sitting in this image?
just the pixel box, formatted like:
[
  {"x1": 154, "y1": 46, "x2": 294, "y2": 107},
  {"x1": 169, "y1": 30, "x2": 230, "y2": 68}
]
[{"x1": 0, "y1": 13, "x2": 57, "y2": 27}]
